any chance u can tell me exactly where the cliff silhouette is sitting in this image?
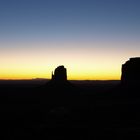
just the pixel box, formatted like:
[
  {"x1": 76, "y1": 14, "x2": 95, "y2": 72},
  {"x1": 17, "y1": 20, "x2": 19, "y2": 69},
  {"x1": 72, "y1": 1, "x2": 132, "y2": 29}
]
[
  {"x1": 46, "y1": 65, "x2": 74, "y2": 90},
  {"x1": 52, "y1": 65, "x2": 67, "y2": 82},
  {"x1": 121, "y1": 57, "x2": 140, "y2": 87}
]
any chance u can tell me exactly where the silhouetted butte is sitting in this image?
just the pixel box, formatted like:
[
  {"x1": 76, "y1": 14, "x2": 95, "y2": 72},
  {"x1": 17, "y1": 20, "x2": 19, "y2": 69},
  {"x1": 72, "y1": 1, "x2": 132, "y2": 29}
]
[
  {"x1": 52, "y1": 65, "x2": 67, "y2": 82},
  {"x1": 47, "y1": 65, "x2": 72, "y2": 88},
  {"x1": 121, "y1": 57, "x2": 140, "y2": 86}
]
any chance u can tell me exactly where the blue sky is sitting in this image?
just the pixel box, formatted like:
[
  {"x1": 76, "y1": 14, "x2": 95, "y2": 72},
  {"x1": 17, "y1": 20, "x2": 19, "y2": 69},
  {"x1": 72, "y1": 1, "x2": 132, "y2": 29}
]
[{"x1": 0, "y1": 0, "x2": 139, "y2": 42}]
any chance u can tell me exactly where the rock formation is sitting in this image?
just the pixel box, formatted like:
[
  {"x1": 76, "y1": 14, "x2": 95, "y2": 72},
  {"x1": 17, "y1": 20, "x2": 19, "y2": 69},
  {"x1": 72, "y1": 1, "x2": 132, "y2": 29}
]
[
  {"x1": 121, "y1": 57, "x2": 140, "y2": 85},
  {"x1": 51, "y1": 65, "x2": 67, "y2": 83}
]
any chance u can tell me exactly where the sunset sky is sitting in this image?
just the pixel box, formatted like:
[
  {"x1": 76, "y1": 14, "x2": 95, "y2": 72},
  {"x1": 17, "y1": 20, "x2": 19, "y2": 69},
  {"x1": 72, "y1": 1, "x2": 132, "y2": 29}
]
[{"x1": 0, "y1": 0, "x2": 140, "y2": 80}]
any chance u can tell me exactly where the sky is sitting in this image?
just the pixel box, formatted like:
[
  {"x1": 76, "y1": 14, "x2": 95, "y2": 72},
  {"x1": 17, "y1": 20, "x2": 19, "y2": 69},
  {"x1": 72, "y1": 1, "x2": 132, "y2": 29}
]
[{"x1": 0, "y1": 0, "x2": 140, "y2": 80}]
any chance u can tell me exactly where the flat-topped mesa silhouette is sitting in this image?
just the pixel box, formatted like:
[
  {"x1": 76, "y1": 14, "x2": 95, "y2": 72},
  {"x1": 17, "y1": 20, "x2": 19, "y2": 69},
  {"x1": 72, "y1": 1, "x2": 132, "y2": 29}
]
[
  {"x1": 121, "y1": 57, "x2": 140, "y2": 86},
  {"x1": 45, "y1": 65, "x2": 75, "y2": 92},
  {"x1": 51, "y1": 65, "x2": 67, "y2": 83}
]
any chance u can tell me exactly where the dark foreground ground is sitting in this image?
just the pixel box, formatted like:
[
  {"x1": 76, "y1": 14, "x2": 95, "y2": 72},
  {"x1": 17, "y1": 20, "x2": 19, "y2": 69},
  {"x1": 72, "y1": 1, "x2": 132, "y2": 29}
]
[{"x1": 0, "y1": 80, "x2": 140, "y2": 139}]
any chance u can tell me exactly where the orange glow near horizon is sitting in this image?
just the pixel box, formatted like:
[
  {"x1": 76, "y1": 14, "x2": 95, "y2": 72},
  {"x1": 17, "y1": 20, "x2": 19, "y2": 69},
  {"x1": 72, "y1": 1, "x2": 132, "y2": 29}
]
[{"x1": 0, "y1": 41, "x2": 139, "y2": 80}]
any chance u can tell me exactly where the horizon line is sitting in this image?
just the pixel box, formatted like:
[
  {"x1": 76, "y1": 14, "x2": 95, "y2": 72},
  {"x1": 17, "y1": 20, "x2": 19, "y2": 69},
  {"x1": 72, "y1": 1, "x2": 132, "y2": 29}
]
[{"x1": 0, "y1": 78, "x2": 120, "y2": 81}]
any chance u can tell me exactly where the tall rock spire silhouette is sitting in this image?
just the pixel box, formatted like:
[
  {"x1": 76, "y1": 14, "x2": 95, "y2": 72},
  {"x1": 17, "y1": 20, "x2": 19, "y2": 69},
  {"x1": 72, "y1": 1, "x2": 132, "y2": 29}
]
[
  {"x1": 121, "y1": 57, "x2": 140, "y2": 86},
  {"x1": 51, "y1": 65, "x2": 67, "y2": 82},
  {"x1": 46, "y1": 65, "x2": 74, "y2": 90}
]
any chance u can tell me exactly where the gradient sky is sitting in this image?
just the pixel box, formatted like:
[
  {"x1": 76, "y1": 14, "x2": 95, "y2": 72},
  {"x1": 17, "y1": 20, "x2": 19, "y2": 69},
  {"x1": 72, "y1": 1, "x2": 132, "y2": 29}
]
[{"x1": 0, "y1": 0, "x2": 140, "y2": 80}]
